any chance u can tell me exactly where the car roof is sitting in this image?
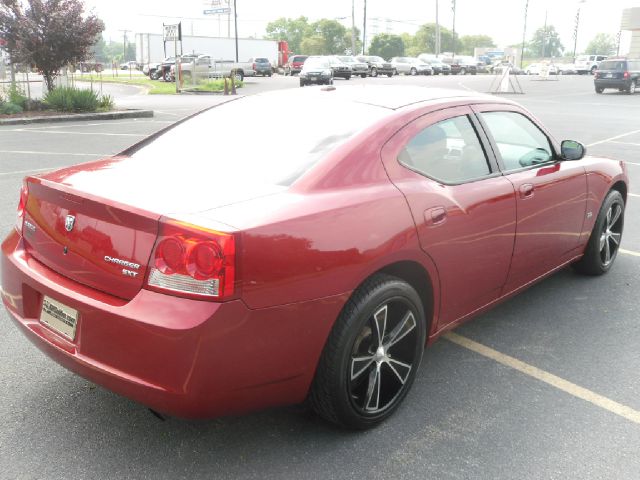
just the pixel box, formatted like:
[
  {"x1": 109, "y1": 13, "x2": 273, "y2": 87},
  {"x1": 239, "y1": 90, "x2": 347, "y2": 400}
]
[{"x1": 247, "y1": 85, "x2": 507, "y2": 111}]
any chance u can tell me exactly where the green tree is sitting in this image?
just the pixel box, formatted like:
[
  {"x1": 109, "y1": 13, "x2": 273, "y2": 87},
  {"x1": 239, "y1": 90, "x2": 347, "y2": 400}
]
[
  {"x1": 411, "y1": 23, "x2": 461, "y2": 56},
  {"x1": 459, "y1": 35, "x2": 495, "y2": 55},
  {"x1": 368, "y1": 33, "x2": 404, "y2": 59},
  {"x1": 0, "y1": 0, "x2": 104, "y2": 91},
  {"x1": 300, "y1": 36, "x2": 325, "y2": 55},
  {"x1": 344, "y1": 26, "x2": 362, "y2": 55},
  {"x1": 310, "y1": 19, "x2": 348, "y2": 54},
  {"x1": 585, "y1": 33, "x2": 616, "y2": 55},
  {"x1": 265, "y1": 16, "x2": 311, "y2": 54},
  {"x1": 529, "y1": 25, "x2": 564, "y2": 58}
]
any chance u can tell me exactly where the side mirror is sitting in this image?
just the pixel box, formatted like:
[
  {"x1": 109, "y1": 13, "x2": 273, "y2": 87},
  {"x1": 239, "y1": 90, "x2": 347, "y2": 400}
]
[{"x1": 561, "y1": 140, "x2": 586, "y2": 160}]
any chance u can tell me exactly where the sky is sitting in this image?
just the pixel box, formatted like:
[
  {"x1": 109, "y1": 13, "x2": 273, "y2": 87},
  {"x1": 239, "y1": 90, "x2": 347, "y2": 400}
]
[{"x1": 86, "y1": 0, "x2": 640, "y2": 55}]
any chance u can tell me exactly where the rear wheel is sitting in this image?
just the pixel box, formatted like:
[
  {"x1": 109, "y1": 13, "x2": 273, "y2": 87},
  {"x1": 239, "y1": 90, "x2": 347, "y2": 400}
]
[
  {"x1": 459, "y1": 68, "x2": 466, "y2": 75},
  {"x1": 309, "y1": 274, "x2": 426, "y2": 430},
  {"x1": 361, "y1": 73, "x2": 367, "y2": 78},
  {"x1": 628, "y1": 81, "x2": 637, "y2": 94},
  {"x1": 299, "y1": 79, "x2": 305, "y2": 87},
  {"x1": 387, "y1": 72, "x2": 393, "y2": 77},
  {"x1": 573, "y1": 190, "x2": 624, "y2": 275},
  {"x1": 410, "y1": 67, "x2": 417, "y2": 76},
  {"x1": 595, "y1": 86, "x2": 604, "y2": 93}
]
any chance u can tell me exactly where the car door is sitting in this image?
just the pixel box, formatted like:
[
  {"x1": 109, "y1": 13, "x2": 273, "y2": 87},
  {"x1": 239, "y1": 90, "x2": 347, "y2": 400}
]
[
  {"x1": 473, "y1": 105, "x2": 587, "y2": 292},
  {"x1": 381, "y1": 105, "x2": 517, "y2": 328}
]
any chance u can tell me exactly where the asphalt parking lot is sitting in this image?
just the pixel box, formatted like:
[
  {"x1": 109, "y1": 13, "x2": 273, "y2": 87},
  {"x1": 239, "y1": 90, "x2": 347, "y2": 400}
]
[{"x1": 1, "y1": 73, "x2": 639, "y2": 479}]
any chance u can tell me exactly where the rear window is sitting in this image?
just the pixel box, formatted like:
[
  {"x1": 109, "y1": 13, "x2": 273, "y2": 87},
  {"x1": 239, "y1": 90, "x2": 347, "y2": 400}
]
[
  {"x1": 255, "y1": 58, "x2": 269, "y2": 63},
  {"x1": 598, "y1": 61, "x2": 626, "y2": 71},
  {"x1": 292, "y1": 56, "x2": 307, "y2": 63},
  {"x1": 128, "y1": 95, "x2": 388, "y2": 187}
]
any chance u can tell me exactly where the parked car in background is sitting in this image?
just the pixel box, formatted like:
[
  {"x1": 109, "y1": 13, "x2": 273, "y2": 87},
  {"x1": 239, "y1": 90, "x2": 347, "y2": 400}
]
[
  {"x1": 299, "y1": 56, "x2": 333, "y2": 86},
  {"x1": 594, "y1": 58, "x2": 640, "y2": 94},
  {"x1": 492, "y1": 62, "x2": 524, "y2": 75},
  {"x1": 356, "y1": 55, "x2": 394, "y2": 77},
  {"x1": 418, "y1": 55, "x2": 451, "y2": 75},
  {"x1": 575, "y1": 54, "x2": 607, "y2": 75},
  {"x1": 119, "y1": 61, "x2": 139, "y2": 70},
  {"x1": 336, "y1": 55, "x2": 369, "y2": 78},
  {"x1": 249, "y1": 57, "x2": 273, "y2": 77},
  {"x1": 3, "y1": 86, "x2": 627, "y2": 430},
  {"x1": 447, "y1": 56, "x2": 477, "y2": 75},
  {"x1": 390, "y1": 57, "x2": 433, "y2": 75},
  {"x1": 285, "y1": 55, "x2": 308, "y2": 75},
  {"x1": 557, "y1": 63, "x2": 578, "y2": 75},
  {"x1": 327, "y1": 56, "x2": 353, "y2": 79},
  {"x1": 525, "y1": 63, "x2": 559, "y2": 75}
]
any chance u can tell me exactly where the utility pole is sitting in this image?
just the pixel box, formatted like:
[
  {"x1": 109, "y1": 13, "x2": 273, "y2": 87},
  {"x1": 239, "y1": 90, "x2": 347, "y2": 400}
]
[
  {"x1": 572, "y1": 1, "x2": 586, "y2": 63},
  {"x1": 616, "y1": 30, "x2": 622, "y2": 56},
  {"x1": 435, "y1": 0, "x2": 441, "y2": 57},
  {"x1": 363, "y1": 0, "x2": 367, "y2": 55},
  {"x1": 520, "y1": 0, "x2": 529, "y2": 68},
  {"x1": 119, "y1": 29, "x2": 131, "y2": 61},
  {"x1": 351, "y1": 0, "x2": 356, "y2": 55},
  {"x1": 234, "y1": 0, "x2": 238, "y2": 62},
  {"x1": 541, "y1": 10, "x2": 547, "y2": 58},
  {"x1": 451, "y1": 0, "x2": 456, "y2": 59}
]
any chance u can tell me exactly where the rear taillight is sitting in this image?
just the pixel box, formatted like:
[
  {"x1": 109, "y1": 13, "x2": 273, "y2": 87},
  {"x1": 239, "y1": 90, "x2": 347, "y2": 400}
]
[
  {"x1": 252, "y1": 62, "x2": 256, "y2": 70},
  {"x1": 15, "y1": 182, "x2": 28, "y2": 233},
  {"x1": 624, "y1": 71, "x2": 630, "y2": 78},
  {"x1": 145, "y1": 219, "x2": 236, "y2": 301}
]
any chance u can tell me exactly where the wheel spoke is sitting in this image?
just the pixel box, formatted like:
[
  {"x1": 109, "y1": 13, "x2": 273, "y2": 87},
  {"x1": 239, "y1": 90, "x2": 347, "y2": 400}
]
[
  {"x1": 372, "y1": 305, "x2": 388, "y2": 348},
  {"x1": 604, "y1": 237, "x2": 611, "y2": 264},
  {"x1": 610, "y1": 232, "x2": 621, "y2": 246},
  {"x1": 609, "y1": 204, "x2": 622, "y2": 228},
  {"x1": 386, "y1": 359, "x2": 411, "y2": 385},
  {"x1": 599, "y1": 233, "x2": 607, "y2": 252},
  {"x1": 606, "y1": 208, "x2": 612, "y2": 227},
  {"x1": 364, "y1": 364, "x2": 381, "y2": 411},
  {"x1": 385, "y1": 311, "x2": 417, "y2": 350},
  {"x1": 351, "y1": 355, "x2": 376, "y2": 380}
]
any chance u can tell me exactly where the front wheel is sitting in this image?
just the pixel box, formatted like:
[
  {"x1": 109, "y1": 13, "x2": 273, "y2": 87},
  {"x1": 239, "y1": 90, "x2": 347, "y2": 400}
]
[
  {"x1": 370, "y1": 67, "x2": 378, "y2": 77},
  {"x1": 459, "y1": 68, "x2": 466, "y2": 75},
  {"x1": 299, "y1": 79, "x2": 305, "y2": 87},
  {"x1": 309, "y1": 274, "x2": 426, "y2": 429},
  {"x1": 572, "y1": 190, "x2": 625, "y2": 275},
  {"x1": 361, "y1": 73, "x2": 367, "y2": 78},
  {"x1": 410, "y1": 67, "x2": 417, "y2": 76}
]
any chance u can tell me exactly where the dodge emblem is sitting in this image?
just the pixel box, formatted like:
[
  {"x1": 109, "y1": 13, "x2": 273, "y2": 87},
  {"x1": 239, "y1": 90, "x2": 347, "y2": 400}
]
[{"x1": 64, "y1": 215, "x2": 76, "y2": 232}]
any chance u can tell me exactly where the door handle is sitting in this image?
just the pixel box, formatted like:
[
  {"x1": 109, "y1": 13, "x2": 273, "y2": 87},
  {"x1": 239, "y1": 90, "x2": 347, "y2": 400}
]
[
  {"x1": 425, "y1": 206, "x2": 447, "y2": 227},
  {"x1": 519, "y1": 183, "x2": 534, "y2": 199}
]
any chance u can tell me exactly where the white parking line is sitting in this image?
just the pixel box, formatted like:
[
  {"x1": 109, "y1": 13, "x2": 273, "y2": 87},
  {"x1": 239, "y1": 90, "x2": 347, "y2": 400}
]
[
  {"x1": 0, "y1": 150, "x2": 108, "y2": 157},
  {"x1": 625, "y1": 161, "x2": 640, "y2": 166},
  {"x1": 0, "y1": 167, "x2": 56, "y2": 176},
  {"x1": 610, "y1": 141, "x2": 640, "y2": 147},
  {"x1": 587, "y1": 129, "x2": 640, "y2": 147},
  {"x1": 629, "y1": 193, "x2": 640, "y2": 198},
  {"x1": 444, "y1": 332, "x2": 640, "y2": 425},
  {"x1": 620, "y1": 248, "x2": 640, "y2": 257}
]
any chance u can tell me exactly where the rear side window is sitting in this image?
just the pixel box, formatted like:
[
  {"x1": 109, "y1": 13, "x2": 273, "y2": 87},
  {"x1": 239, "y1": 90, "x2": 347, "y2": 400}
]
[
  {"x1": 480, "y1": 111, "x2": 554, "y2": 170},
  {"x1": 598, "y1": 61, "x2": 626, "y2": 70},
  {"x1": 398, "y1": 115, "x2": 491, "y2": 183}
]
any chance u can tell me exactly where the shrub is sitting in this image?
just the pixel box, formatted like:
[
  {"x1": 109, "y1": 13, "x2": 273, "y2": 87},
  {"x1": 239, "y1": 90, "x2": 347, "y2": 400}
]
[
  {"x1": 7, "y1": 85, "x2": 28, "y2": 109},
  {"x1": 0, "y1": 102, "x2": 24, "y2": 115},
  {"x1": 43, "y1": 87, "x2": 113, "y2": 113}
]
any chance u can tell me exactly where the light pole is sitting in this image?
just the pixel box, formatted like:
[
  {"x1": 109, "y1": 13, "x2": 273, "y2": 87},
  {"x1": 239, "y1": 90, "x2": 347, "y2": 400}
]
[
  {"x1": 572, "y1": 0, "x2": 586, "y2": 63},
  {"x1": 363, "y1": 0, "x2": 367, "y2": 55},
  {"x1": 435, "y1": 0, "x2": 441, "y2": 56},
  {"x1": 451, "y1": 0, "x2": 456, "y2": 59},
  {"x1": 352, "y1": 0, "x2": 356, "y2": 55},
  {"x1": 234, "y1": 0, "x2": 238, "y2": 62},
  {"x1": 520, "y1": 0, "x2": 528, "y2": 68}
]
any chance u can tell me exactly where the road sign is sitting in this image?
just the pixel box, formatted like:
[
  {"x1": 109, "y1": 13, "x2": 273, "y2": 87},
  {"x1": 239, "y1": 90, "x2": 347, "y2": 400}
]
[
  {"x1": 163, "y1": 23, "x2": 182, "y2": 42},
  {"x1": 203, "y1": 7, "x2": 230, "y2": 14}
]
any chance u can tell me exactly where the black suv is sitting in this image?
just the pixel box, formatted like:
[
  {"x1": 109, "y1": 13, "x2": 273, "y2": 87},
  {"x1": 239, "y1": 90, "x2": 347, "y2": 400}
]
[{"x1": 594, "y1": 58, "x2": 640, "y2": 94}]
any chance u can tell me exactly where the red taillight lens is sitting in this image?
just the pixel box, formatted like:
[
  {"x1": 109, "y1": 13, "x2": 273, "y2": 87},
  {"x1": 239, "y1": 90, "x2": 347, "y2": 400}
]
[
  {"x1": 15, "y1": 182, "x2": 28, "y2": 233},
  {"x1": 146, "y1": 219, "x2": 236, "y2": 300},
  {"x1": 624, "y1": 71, "x2": 630, "y2": 78},
  {"x1": 252, "y1": 62, "x2": 256, "y2": 70}
]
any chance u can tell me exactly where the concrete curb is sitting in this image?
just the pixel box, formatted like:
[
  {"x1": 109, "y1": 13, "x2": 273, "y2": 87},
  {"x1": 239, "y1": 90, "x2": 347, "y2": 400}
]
[{"x1": 0, "y1": 109, "x2": 154, "y2": 126}]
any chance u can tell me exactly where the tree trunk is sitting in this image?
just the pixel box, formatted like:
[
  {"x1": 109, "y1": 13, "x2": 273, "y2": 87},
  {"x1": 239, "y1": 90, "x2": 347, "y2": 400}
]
[{"x1": 42, "y1": 72, "x2": 56, "y2": 94}]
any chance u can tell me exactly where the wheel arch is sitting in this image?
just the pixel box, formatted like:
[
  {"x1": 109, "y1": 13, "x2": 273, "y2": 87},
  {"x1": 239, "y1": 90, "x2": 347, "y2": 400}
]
[{"x1": 611, "y1": 180, "x2": 627, "y2": 203}]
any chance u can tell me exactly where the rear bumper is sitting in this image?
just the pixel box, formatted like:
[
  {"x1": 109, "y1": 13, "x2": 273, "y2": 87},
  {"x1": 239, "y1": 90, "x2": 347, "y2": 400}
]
[
  {"x1": 2, "y1": 230, "x2": 346, "y2": 418},
  {"x1": 594, "y1": 79, "x2": 630, "y2": 89}
]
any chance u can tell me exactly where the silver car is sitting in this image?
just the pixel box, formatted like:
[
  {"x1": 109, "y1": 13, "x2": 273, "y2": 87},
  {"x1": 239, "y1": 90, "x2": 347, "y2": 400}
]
[
  {"x1": 336, "y1": 55, "x2": 369, "y2": 78},
  {"x1": 390, "y1": 57, "x2": 433, "y2": 76}
]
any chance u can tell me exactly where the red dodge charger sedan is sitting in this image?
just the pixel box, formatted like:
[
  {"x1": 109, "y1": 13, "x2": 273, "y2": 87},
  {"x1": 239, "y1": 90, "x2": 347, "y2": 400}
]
[{"x1": 1, "y1": 86, "x2": 628, "y2": 429}]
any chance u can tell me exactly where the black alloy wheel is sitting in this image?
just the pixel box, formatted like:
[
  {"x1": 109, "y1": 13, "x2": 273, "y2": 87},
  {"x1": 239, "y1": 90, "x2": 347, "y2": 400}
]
[
  {"x1": 573, "y1": 190, "x2": 625, "y2": 275},
  {"x1": 309, "y1": 274, "x2": 426, "y2": 429}
]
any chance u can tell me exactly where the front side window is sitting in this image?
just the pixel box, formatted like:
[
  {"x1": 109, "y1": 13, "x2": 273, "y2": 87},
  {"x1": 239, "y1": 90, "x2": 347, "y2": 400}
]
[
  {"x1": 398, "y1": 115, "x2": 491, "y2": 183},
  {"x1": 480, "y1": 111, "x2": 554, "y2": 170}
]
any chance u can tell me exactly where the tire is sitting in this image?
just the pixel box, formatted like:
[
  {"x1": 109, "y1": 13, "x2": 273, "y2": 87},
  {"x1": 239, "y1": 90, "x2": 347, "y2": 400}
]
[
  {"x1": 329, "y1": 78, "x2": 334, "y2": 85},
  {"x1": 572, "y1": 190, "x2": 625, "y2": 275},
  {"x1": 309, "y1": 274, "x2": 426, "y2": 430},
  {"x1": 595, "y1": 86, "x2": 604, "y2": 94},
  {"x1": 163, "y1": 70, "x2": 172, "y2": 82},
  {"x1": 459, "y1": 68, "x2": 466, "y2": 75},
  {"x1": 150, "y1": 70, "x2": 160, "y2": 80},
  {"x1": 345, "y1": 74, "x2": 351, "y2": 80},
  {"x1": 268, "y1": 73, "x2": 272, "y2": 77},
  {"x1": 234, "y1": 70, "x2": 244, "y2": 82},
  {"x1": 628, "y1": 81, "x2": 636, "y2": 94},
  {"x1": 410, "y1": 67, "x2": 417, "y2": 76},
  {"x1": 387, "y1": 72, "x2": 393, "y2": 77},
  {"x1": 394, "y1": 69, "x2": 398, "y2": 76},
  {"x1": 361, "y1": 74, "x2": 367, "y2": 78},
  {"x1": 300, "y1": 79, "x2": 305, "y2": 87},
  {"x1": 370, "y1": 67, "x2": 378, "y2": 77},
  {"x1": 590, "y1": 66, "x2": 597, "y2": 75}
]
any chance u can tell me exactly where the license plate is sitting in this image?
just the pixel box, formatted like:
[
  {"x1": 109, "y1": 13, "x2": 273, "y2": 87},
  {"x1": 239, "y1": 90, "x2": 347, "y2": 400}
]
[
  {"x1": 40, "y1": 296, "x2": 78, "y2": 340},
  {"x1": 310, "y1": 76, "x2": 317, "y2": 80},
  {"x1": 606, "y1": 73, "x2": 613, "y2": 78}
]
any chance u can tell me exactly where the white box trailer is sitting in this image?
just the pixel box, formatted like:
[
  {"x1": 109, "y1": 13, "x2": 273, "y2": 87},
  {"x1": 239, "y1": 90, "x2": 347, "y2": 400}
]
[{"x1": 136, "y1": 33, "x2": 278, "y2": 65}]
